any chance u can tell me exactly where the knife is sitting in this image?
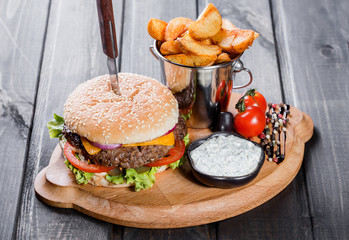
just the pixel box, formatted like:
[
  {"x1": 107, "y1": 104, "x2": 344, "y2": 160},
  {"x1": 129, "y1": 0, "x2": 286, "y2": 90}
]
[{"x1": 96, "y1": 0, "x2": 120, "y2": 95}]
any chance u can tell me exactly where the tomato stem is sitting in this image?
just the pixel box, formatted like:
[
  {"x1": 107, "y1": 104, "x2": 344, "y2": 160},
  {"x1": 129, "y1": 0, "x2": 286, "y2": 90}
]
[{"x1": 235, "y1": 89, "x2": 257, "y2": 112}]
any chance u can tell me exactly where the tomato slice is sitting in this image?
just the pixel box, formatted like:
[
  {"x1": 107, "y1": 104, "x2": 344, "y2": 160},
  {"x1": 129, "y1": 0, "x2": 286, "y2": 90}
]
[
  {"x1": 145, "y1": 140, "x2": 185, "y2": 167},
  {"x1": 64, "y1": 142, "x2": 115, "y2": 173}
]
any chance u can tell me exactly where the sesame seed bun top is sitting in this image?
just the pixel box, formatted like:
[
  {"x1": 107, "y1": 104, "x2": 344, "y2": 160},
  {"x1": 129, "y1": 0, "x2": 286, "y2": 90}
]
[{"x1": 64, "y1": 73, "x2": 179, "y2": 144}]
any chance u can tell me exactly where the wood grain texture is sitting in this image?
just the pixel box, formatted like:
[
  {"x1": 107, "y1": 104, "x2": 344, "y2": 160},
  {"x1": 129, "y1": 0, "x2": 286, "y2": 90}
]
[
  {"x1": 271, "y1": 0, "x2": 349, "y2": 239},
  {"x1": 34, "y1": 100, "x2": 313, "y2": 229},
  {"x1": 120, "y1": 0, "x2": 217, "y2": 238},
  {"x1": 122, "y1": 225, "x2": 216, "y2": 240},
  {"x1": 0, "y1": 0, "x2": 50, "y2": 239},
  {"x1": 4, "y1": 0, "x2": 346, "y2": 238},
  {"x1": 14, "y1": 0, "x2": 124, "y2": 239},
  {"x1": 198, "y1": 0, "x2": 313, "y2": 239}
]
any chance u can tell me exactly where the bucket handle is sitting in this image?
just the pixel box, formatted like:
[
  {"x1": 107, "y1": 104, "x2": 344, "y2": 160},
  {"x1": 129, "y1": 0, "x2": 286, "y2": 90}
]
[
  {"x1": 232, "y1": 60, "x2": 253, "y2": 89},
  {"x1": 149, "y1": 45, "x2": 159, "y2": 60}
]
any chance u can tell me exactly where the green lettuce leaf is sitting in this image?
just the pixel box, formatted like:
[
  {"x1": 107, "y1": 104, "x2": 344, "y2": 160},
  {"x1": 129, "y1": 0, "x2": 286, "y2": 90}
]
[
  {"x1": 105, "y1": 174, "x2": 125, "y2": 184},
  {"x1": 169, "y1": 157, "x2": 185, "y2": 169},
  {"x1": 64, "y1": 160, "x2": 94, "y2": 184},
  {"x1": 124, "y1": 167, "x2": 159, "y2": 191},
  {"x1": 105, "y1": 167, "x2": 161, "y2": 191},
  {"x1": 183, "y1": 133, "x2": 190, "y2": 146},
  {"x1": 47, "y1": 113, "x2": 64, "y2": 138}
]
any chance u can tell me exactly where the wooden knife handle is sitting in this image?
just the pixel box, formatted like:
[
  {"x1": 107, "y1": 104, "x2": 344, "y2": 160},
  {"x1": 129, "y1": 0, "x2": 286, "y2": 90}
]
[{"x1": 96, "y1": 0, "x2": 118, "y2": 58}]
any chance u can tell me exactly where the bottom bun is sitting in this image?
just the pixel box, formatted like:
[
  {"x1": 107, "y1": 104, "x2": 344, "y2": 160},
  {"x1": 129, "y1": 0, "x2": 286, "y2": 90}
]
[{"x1": 59, "y1": 139, "x2": 169, "y2": 188}]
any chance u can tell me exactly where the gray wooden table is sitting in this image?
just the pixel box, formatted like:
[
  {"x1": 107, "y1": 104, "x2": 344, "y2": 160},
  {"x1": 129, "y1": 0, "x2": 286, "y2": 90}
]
[{"x1": 1, "y1": 0, "x2": 348, "y2": 239}]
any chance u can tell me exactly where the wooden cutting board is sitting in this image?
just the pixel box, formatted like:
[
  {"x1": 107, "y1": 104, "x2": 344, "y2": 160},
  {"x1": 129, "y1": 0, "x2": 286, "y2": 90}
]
[{"x1": 34, "y1": 94, "x2": 313, "y2": 228}]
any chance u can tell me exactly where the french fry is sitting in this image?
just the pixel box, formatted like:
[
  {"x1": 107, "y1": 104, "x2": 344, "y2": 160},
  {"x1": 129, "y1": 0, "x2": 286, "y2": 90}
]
[
  {"x1": 165, "y1": 17, "x2": 193, "y2": 41},
  {"x1": 147, "y1": 4, "x2": 259, "y2": 67},
  {"x1": 212, "y1": 28, "x2": 256, "y2": 54},
  {"x1": 211, "y1": 30, "x2": 224, "y2": 44},
  {"x1": 165, "y1": 54, "x2": 217, "y2": 67},
  {"x1": 214, "y1": 52, "x2": 232, "y2": 64},
  {"x1": 181, "y1": 31, "x2": 212, "y2": 45},
  {"x1": 211, "y1": 19, "x2": 236, "y2": 47},
  {"x1": 147, "y1": 18, "x2": 167, "y2": 42},
  {"x1": 230, "y1": 29, "x2": 255, "y2": 54},
  {"x1": 222, "y1": 19, "x2": 236, "y2": 30},
  {"x1": 205, "y1": 61, "x2": 215, "y2": 66},
  {"x1": 188, "y1": 3, "x2": 222, "y2": 40},
  {"x1": 211, "y1": 29, "x2": 235, "y2": 52},
  {"x1": 201, "y1": 39, "x2": 213, "y2": 45},
  {"x1": 179, "y1": 39, "x2": 222, "y2": 56},
  {"x1": 160, "y1": 40, "x2": 182, "y2": 55}
]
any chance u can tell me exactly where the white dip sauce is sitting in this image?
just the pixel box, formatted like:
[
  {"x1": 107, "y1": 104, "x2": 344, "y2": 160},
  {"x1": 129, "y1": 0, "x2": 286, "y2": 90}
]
[{"x1": 190, "y1": 135, "x2": 262, "y2": 177}]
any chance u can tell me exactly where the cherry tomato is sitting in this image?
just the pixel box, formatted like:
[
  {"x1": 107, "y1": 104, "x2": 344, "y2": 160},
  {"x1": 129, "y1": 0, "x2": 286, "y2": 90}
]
[
  {"x1": 64, "y1": 142, "x2": 115, "y2": 173},
  {"x1": 236, "y1": 89, "x2": 267, "y2": 113},
  {"x1": 244, "y1": 91, "x2": 267, "y2": 113},
  {"x1": 234, "y1": 106, "x2": 266, "y2": 138},
  {"x1": 145, "y1": 140, "x2": 185, "y2": 167}
]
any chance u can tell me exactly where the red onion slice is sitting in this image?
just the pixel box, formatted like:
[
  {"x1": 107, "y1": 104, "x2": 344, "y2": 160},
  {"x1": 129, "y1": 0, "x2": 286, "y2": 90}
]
[
  {"x1": 90, "y1": 141, "x2": 123, "y2": 150},
  {"x1": 164, "y1": 124, "x2": 177, "y2": 136}
]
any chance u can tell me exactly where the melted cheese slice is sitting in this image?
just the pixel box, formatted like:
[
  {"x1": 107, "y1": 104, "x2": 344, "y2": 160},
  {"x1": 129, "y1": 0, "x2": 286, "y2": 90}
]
[
  {"x1": 81, "y1": 138, "x2": 102, "y2": 155},
  {"x1": 81, "y1": 132, "x2": 175, "y2": 155},
  {"x1": 124, "y1": 132, "x2": 175, "y2": 147}
]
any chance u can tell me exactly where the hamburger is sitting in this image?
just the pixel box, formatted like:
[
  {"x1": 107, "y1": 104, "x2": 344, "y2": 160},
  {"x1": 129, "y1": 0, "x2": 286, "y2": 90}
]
[{"x1": 47, "y1": 73, "x2": 189, "y2": 191}]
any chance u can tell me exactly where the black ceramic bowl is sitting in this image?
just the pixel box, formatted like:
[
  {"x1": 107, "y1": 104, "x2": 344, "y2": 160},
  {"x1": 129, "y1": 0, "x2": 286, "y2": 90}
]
[{"x1": 187, "y1": 132, "x2": 265, "y2": 188}]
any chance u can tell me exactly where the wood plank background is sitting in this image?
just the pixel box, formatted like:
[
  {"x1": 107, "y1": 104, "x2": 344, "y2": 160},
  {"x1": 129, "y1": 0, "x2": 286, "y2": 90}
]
[
  {"x1": 0, "y1": 0, "x2": 347, "y2": 239},
  {"x1": 271, "y1": 0, "x2": 349, "y2": 239},
  {"x1": 0, "y1": 1, "x2": 50, "y2": 239},
  {"x1": 14, "y1": 1, "x2": 123, "y2": 239}
]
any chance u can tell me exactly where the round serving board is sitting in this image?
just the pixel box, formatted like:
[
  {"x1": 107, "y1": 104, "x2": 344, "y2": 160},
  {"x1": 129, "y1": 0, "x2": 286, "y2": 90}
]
[{"x1": 35, "y1": 94, "x2": 313, "y2": 228}]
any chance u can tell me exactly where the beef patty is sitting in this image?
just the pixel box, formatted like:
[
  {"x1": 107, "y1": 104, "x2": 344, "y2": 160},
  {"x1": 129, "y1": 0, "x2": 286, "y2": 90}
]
[
  {"x1": 62, "y1": 115, "x2": 187, "y2": 169},
  {"x1": 86, "y1": 145, "x2": 171, "y2": 169}
]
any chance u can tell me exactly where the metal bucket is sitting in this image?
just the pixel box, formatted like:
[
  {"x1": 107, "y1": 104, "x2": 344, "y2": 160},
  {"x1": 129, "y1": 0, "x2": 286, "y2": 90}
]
[{"x1": 150, "y1": 40, "x2": 253, "y2": 129}]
